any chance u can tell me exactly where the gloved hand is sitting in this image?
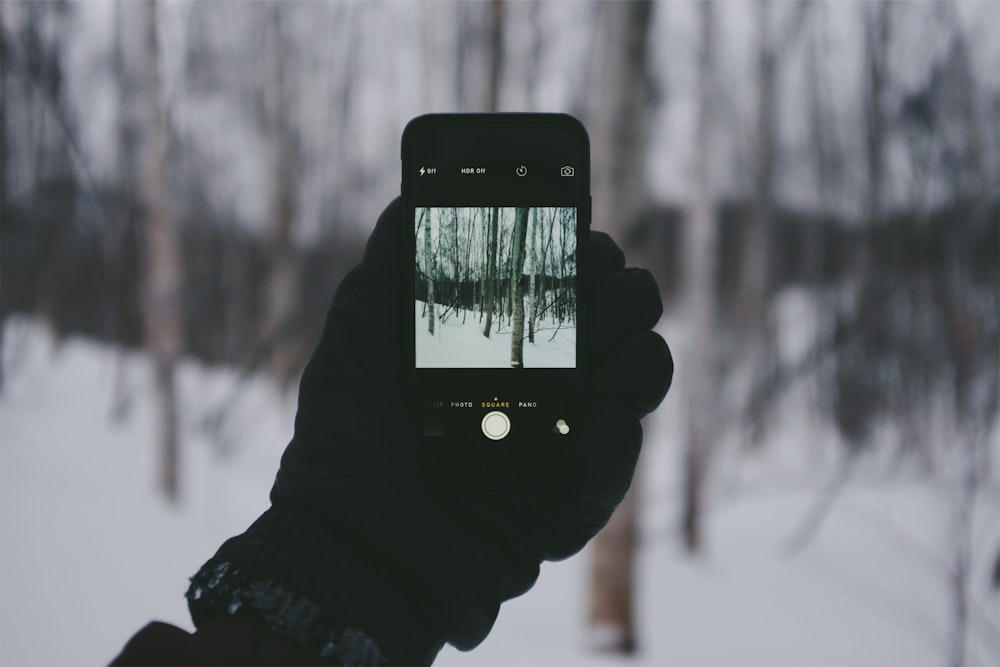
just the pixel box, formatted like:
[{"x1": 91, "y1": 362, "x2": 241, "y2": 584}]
[{"x1": 187, "y1": 198, "x2": 672, "y2": 665}]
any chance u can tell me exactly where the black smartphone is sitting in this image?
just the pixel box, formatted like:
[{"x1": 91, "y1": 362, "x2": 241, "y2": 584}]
[{"x1": 401, "y1": 113, "x2": 590, "y2": 487}]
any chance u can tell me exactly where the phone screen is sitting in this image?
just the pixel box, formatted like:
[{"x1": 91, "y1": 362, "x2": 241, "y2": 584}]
[
  {"x1": 402, "y1": 114, "x2": 589, "y2": 486},
  {"x1": 414, "y1": 206, "x2": 577, "y2": 369}
]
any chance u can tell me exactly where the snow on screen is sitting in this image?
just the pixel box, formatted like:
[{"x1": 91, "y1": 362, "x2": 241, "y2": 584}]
[{"x1": 415, "y1": 206, "x2": 577, "y2": 369}]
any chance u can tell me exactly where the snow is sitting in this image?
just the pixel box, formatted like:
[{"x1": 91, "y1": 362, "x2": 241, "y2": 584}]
[
  {"x1": 416, "y1": 302, "x2": 575, "y2": 369},
  {"x1": 2, "y1": 315, "x2": 998, "y2": 666},
  {"x1": 0, "y1": 317, "x2": 286, "y2": 665}
]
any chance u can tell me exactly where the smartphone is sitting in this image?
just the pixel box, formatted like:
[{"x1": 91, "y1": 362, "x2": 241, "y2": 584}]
[{"x1": 401, "y1": 113, "x2": 590, "y2": 487}]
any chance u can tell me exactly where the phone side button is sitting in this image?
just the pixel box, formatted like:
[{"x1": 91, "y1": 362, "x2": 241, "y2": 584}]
[{"x1": 481, "y1": 411, "x2": 511, "y2": 441}]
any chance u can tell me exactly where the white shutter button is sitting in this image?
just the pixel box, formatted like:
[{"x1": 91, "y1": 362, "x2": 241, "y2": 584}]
[{"x1": 481, "y1": 411, "x2": 511, "y2": 440}]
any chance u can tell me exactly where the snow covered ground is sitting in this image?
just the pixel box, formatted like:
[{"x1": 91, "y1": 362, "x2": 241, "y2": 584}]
[
  {"x1": 416, "y1": 301, "x2": 576, "y2": 368},
  {"x1": 2, "y1": 315, "x2": 998, "y2": 666}
]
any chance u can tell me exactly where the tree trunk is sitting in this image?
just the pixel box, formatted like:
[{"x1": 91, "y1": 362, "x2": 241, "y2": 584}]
[
  {"x1": 486, "y1": 0, "x2": 505, "y2": 111},
  {"x1": 587, "y1": 1, "x2": 656, "y2": 653},
  {"x1": 261, "y1": 0, "x2": 298, "y2": 383},
  {"x1": 0, "y1": 7, "x2": 6, "y2": 250},
  {"x1": 588, "y1": 0, "x2": 655, "y2": 236},
  {"x1": 111, "y1": 0, "x2": 138, "y2": 421},
  {"x1": 681, "y1": 0, "x2": 720, "y2": 554},
  {"x1": 864, "y1": 1, "x2": 889, "y2": 231},
  {"x1": 509, "y1": 207, "x2": 529, "y2": 367},
  {"x1": 589, "y1": 475, "x2": 639, "y2": 653},
  {"x1": 832, "y1": 1, "x2": 891, "y2": 451},
  {"x1": 483, "y1": 206, "x2": 499, "y2": 337},
  {"x1": 528, "y1": 207, "x2": 538, "y2": 343},
  {"x1": 740, "y1": 1, "x2": 779, "y2": 444},
  {"x1": 129, "y1": 0, "x2": 182, "y2": 503}
]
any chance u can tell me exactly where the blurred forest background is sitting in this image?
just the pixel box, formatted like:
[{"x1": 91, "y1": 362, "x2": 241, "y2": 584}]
[{"x1": 1, "y1": 1, "x2": 998, "y2": 666}]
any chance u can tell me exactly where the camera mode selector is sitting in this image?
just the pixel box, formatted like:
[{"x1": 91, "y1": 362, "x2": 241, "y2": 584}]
[{"x1": 481, "y1": 411, "x2": 511, "y2": 441}]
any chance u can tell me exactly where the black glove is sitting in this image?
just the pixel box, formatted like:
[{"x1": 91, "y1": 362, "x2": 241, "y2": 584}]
[{"x1": 186, "y1": 198, "x2": 672, "y2": 665}]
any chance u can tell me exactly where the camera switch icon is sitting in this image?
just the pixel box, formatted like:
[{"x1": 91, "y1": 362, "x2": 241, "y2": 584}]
[{"x1": 560, "y1": 166, "x2": 574, "y2": 177}]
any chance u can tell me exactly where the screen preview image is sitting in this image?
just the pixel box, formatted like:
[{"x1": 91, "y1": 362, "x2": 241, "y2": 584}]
[{"x1": 415, "y1": 206, "x2": 577, "y2": 369}]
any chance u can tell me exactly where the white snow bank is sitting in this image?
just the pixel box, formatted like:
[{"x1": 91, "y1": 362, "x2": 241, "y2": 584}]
[{"x1": 416, "y1": 301, "x2": 575, "y2": 368}]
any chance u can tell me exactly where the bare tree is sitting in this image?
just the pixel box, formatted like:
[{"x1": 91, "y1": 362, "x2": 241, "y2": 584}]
[
  {"x1": 0, "y1": 5, "x2": 8, "y2": 218},
  {"x1": 828, "y1": 1, "x2": 892, "y2": 457},
  {"x1": 588, "y1": 0, "x2": 656, "y2": 237},
  {"x1": 260, "y1": 0, "x2": 299, "y2": 383},
  {"x1": 125, "y1": 0, "x2": 182, "y2": 502},
  {"x1": 864, "y1": 1, "x2": 890, "y2": 230},
  {"x1": 931, "y1": 12, "x2": 994, "y2": 667},
  {"x1": 681, "y1": 0, "x2": 721, "y2": 555},
  {"x1": 588, "y1": 0, "x2": 656, "y2": 654},
  {"x1": 109, "y1": 0, "x2": 140, "y2": 421},
  {"x1": 739, "y1": 1, "x2": 779, "y2": 442},
  {"x1": 486, "y1": 0, "x2": 505, "y2": 111}
]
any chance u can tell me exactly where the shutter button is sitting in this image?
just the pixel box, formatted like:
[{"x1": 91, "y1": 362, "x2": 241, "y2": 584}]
[{"x1": 481, "y1": 411, "x2": 511, "y2": 440}]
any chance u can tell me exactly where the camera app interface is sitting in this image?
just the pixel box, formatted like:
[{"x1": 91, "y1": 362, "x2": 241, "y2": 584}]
[{"x1": 414, "y1": 206, "x2": 577, "y2": 369}]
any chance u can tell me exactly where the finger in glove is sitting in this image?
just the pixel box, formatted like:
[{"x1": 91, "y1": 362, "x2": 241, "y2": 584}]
[
  {"x1": 589, "y1": 267, "x2": 663, "y2": 360},
  {"x1": 590, "y1": 330, "x2": 673, "y2": 418}
]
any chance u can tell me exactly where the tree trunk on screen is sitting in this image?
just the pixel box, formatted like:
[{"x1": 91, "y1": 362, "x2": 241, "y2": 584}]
[
  {"x1": 528, "y1": 208, "x2": 538, "y2": 343},
  {"x1": 588, "y1": 0, "x2": 655, "y2": 654},
  {"x1": 423, "y1": 208, "x2": 435, "y2": 335},
  {"x1": 483, "y1": 207, "x2": 499, "y2": 337},
  {"x1": 129, "y1": 0, "x2": 182, "y2": 502},
  {"x1": 509, "y1": 207, "x2": 529, "y2": 367},
  {"x1": 462, "y1": 208, "x2": 473, "y2": 323}
]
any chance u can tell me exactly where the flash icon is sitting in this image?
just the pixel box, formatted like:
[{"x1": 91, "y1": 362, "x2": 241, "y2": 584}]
[{"x1": 419, "y1": 167, "x2": 426, "y2": 176}]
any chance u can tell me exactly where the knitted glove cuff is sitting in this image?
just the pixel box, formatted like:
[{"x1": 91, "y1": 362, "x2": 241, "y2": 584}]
[
  {"x1": 186, "y1": 504, "x2": 444, "y2": 666},
  {"x1": 187, "y1": 559, "x2": 388, "y2": 665}
]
